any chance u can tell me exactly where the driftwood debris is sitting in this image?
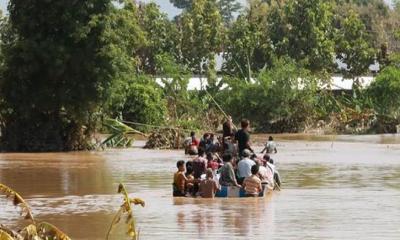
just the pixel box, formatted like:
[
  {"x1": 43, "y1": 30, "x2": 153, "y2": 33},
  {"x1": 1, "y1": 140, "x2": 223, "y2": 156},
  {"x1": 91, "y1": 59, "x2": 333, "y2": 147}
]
[{"x1": 144, "y1": 128, "x2": 185, "y2": 149}]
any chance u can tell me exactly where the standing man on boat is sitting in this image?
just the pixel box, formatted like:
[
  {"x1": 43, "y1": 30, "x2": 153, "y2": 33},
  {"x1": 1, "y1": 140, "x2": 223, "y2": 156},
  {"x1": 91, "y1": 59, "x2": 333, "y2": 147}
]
[
  {"x1": 234, "y1": 119, "x2": 254, "y2": 158},
  {"x1": 223, "y1": 115, "x2": 235, "y2": 139},
  {"x1": 222, "y1": 116, "x2": 236, "y2": 154}
]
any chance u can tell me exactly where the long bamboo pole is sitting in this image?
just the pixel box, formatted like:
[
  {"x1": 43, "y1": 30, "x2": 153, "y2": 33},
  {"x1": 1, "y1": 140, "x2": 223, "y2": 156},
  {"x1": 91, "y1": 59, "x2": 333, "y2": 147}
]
[{"x1": 204, "y1": 88, "x2": 238, "y2": 130}]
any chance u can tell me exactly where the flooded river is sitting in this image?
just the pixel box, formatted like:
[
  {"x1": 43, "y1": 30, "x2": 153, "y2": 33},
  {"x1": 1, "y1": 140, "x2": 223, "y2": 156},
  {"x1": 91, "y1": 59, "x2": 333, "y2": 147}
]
[{"x1": 1, "y1": 134, "x2": 400, "y2": 239}]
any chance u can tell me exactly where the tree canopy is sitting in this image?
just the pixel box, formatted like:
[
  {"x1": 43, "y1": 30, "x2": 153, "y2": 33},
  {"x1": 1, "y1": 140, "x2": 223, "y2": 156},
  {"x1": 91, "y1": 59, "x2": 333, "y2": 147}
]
[
  {"x1": 0, "y1": 0, "x2": 399, "y2": 151},
  {"x1": 0, "y1": 0, "x2": 141, "y2": 151}
]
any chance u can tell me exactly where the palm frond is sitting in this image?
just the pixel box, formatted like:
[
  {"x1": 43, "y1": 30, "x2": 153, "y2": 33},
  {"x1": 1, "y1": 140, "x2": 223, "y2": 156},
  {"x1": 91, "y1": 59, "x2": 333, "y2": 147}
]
[
  {"x1": 36, "y1": 222, "x2": 71, "y2": 240},
  {"x1": 18, "y1": 224, "x2": 38, "y2": 240},
  {"x1": 0, "y1": 225, "x2": 22, "y2": 240},
  {"x1": 0, "y1": 184, "x2": 34, "y2": 223},
  {"x1": 0, "y1": 229, "x2": 14, "y2": 240},
  {"x1": 102, "y1": 119, "x2": 146, "y2": 148},
  {"x1": 106, "y1": 183, "x2": 145, "y2": 240}
]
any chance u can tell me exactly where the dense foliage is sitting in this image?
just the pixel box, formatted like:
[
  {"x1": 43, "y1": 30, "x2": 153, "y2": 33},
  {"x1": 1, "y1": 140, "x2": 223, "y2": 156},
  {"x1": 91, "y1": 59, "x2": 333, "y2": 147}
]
[
  {"x1": 0, "y1": 0, "x2": 399, "y2": 151},
  {"x1": 0, "y1": 0, "x2": 140, "y2": 151},
  {"x1": 368, "y1": 66, "x2": 400, "y2": 117},
  {"x1": 219, "y1": 58, "x2": 318, "y2": 132}
]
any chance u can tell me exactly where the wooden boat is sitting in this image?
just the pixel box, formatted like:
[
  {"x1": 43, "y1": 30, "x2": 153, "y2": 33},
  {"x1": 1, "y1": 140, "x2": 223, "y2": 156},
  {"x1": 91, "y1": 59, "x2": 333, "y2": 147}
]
[{"x1": 215, "y1": 183, "x2": 273, "y2": 198}]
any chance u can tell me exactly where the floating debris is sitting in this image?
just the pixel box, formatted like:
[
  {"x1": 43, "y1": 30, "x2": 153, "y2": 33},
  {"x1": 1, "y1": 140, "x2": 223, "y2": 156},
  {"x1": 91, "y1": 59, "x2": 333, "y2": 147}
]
[{"x1": 144, "y1": 128, "x2": 185, "y2": 149}]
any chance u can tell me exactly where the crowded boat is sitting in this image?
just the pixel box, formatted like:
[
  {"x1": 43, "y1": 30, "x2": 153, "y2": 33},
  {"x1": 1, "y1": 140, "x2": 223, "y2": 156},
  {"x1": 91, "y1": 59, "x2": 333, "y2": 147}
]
[{"x1": 173, "y1": 118, "x2": 281, "y2": 198}]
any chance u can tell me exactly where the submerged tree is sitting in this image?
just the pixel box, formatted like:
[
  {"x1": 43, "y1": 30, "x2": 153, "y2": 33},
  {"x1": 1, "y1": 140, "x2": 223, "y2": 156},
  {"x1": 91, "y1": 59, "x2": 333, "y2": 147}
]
[{"x1": 0, "y1": 0, "x2": 139, "y2": 151}]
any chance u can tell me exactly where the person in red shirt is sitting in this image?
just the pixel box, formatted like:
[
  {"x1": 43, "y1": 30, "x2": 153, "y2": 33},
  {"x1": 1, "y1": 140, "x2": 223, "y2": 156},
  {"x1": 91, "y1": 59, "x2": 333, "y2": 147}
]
[
  {"x1": 185, "y1": 132, "x2": 200, "y2": 155},
  {"x1": 206, "y1": 152, "x2": 219, "y2": 171},
  {"x1": 190, "y1": 131, "x2": 200, "y2": 146}
]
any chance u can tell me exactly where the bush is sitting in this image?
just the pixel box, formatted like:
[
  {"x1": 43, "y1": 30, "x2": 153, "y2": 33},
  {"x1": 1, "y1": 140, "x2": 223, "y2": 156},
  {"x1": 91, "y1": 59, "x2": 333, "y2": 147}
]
[
  {"x1": 107, "y1": 75, "x2": 167, "y2": 132},
  {"x1": 368, "y1": 66, "x2": 400, "y2": 118},
  {"x1": 219, "y1": 58, "x2": 318, "y2": 132}
]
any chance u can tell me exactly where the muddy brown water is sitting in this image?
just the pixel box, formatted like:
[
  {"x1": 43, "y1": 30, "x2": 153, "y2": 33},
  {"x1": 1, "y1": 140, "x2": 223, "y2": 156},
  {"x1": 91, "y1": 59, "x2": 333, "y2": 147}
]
[{"x1": 1, "y1": 134, "x2": 400, "y2": 240}]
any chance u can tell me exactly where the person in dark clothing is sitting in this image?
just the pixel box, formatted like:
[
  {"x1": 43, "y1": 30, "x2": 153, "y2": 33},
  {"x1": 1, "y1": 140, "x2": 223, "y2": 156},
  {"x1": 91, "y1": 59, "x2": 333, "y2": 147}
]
[
  {"x1": 234, "y1": 119, "x2": 254, "y2": 157},
  {"x1": 219, "y1": 153, "x2": 241, "y2": 187},
  {"x1": 192, "y1": 148, "x2": 207, "y2": 179},
  {"x1": 199, "y1": 133, "x2": 210, "y2": 152},
  {"x1": 222, "y1": 116, "x2": 236, "y2": 154},
  {"x1": 223, "y1": 116, "x2": 235, "y2": 139}
]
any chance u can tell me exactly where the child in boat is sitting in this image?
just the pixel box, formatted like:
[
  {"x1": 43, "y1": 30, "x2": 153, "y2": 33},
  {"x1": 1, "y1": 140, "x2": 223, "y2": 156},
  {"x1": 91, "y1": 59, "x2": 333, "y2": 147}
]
[
  {"x1": 242, "y1": 165, "x2": 263, "y2": 197},
  {"x1": 199, "y1": 169, "x2": 220, "y2": 198},
  {"x1": 261, "y1": 136, "x2": 277, "y2": 154},
  {"x1": 173, "y1": 160, "x2": 191, "y2": 197}
]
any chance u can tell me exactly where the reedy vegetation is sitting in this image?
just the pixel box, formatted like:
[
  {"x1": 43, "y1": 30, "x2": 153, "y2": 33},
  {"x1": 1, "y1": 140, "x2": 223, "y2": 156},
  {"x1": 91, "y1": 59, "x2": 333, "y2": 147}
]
[
  {"x1": 0, "y1": 183, "x2": 71, "y2": 240},
  {"x1": 1, "y1": 183, "x2": 143, "y2": 240},
  {"x1": 0, "y1": 0, "x2": 399, "y2": 151}
]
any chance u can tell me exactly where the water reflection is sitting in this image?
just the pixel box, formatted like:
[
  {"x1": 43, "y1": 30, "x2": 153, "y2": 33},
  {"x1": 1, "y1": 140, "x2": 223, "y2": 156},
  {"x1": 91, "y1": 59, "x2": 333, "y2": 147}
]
[{"x1": 0, "y1": 135, "x2": 400, "y2": 239}]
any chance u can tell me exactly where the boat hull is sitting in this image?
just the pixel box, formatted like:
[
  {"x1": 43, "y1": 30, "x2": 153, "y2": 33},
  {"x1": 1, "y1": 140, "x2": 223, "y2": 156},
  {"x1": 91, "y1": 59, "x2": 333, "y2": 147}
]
[{"x1": 215, "y1": 184, "x2": 271, "y2": 198}]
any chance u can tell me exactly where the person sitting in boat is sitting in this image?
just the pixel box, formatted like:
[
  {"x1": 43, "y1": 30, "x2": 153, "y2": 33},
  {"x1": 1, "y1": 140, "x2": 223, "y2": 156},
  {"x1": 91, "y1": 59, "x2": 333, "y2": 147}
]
[
  {"x1": 264, "y1": 154, "x2": 281, "y2": 188},
  {"x1": 237, "y1": 149, "x2": 256, "y2": 184},
  {"x1": 263, "y1": 154, "x2": 281, "y2": 188},
  {"x1": 223, "y1": 136, "x2": 236, "y2": 156},
  {"x1": 242, "y1": 165, "x2": 263, "y2": 197},
  {"x1": 199, "y1": 168, "x2": 220, "y2": 198},
  {"x1": 206, "y1": 152, "x2": 219, "y2": 171},
  {"x1": 173, "y1": 160, "x2": 193, "y2": 197},
  {"x1": 192, "y1": 148, "x2": 207, "y2": 179},
  {"x1": 258, "y1": 157, "x2": 274, "y2": 185},
  {"x1": 219, "y1": 153, "x2": 241, "y2": 187},
  {"x1": 234, "y1": 119, "x2": 254, "y2": 158},
  {"x1": 199, "y1": 133, "x2": 210, "y2": 152},
  {"x1": 184, "y1": 131, "x2": 199, "y2": 155},
  {"x1": 261, "y1": 136, "x2": 277, "y2": 154},
  {"x1": 206, "y1": 134, "x2": 217, "y2": 153}
]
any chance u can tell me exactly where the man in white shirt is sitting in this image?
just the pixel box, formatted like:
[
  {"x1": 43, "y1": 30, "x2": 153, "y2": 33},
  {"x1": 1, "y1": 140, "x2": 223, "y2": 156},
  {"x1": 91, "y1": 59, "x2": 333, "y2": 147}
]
[
  {"x1": 237, "y1": 149, "x2": 256, "y2": 183},
  {"x1": 261, "y1": 136, "x2": 277, "y2": 154}
]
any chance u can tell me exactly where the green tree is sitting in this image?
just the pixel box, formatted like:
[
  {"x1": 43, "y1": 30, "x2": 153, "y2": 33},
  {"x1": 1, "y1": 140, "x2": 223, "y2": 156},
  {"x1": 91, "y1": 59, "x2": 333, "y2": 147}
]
[
  {"x1": 368, "y1": 66, "x2": 400, "y2": 118},
  {"x1": 223, "y1": 0, "x2": 272, "y2": 80},
  {"x1": 269, "y1": 0, "x2": 336, "y2": 73},
  {"x1": 171, "y1": 0, "x2": 242, "y2": 25},
  {"x1": 136, "y1": 3, "x2": 179, "y2": 75},
  {"x1": 0, "y1": 0, "x2": 141, "y2": 151},
  {"x1": 335, "y1": 10, "x2": 375, "y2": 79},
  {"x1": 218, "y1": 0, "x2": 242, "y2": 25},
  {"x1": 335, "y1": 0, "x2": 400, "y2": 54},
  {"x1": 220, "y1": 58, "x2": 318, "y2": 132},
  {"x1": 108, "y1": 75, "x2": 166, "y2": 130},
  {"x1": 170, "y1": 0, "x2": 192, "y2": 9},
  {"x1": 179, "y1": 0, "x2": 224, "y2": 81},
  {"x1": 155, "y1": 53, "x2": 190, "y2": 121}
]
